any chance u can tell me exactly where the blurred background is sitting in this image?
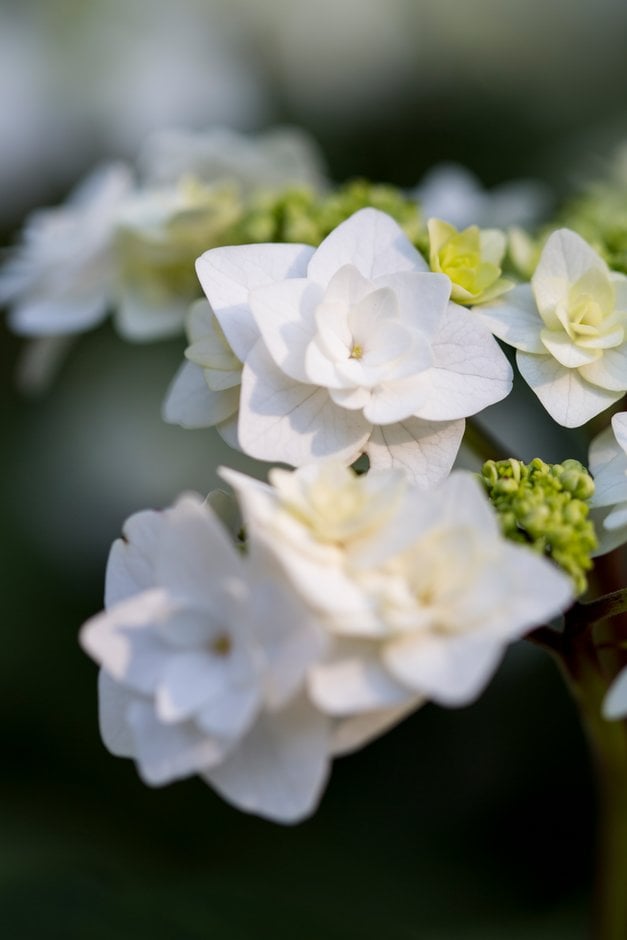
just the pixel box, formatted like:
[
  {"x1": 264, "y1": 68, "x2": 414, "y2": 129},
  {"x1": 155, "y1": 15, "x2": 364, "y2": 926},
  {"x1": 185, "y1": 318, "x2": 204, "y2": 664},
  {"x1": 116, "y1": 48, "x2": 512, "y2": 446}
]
[{"x1": 4, "y1": 0, "x2": 627, "y2": 936}]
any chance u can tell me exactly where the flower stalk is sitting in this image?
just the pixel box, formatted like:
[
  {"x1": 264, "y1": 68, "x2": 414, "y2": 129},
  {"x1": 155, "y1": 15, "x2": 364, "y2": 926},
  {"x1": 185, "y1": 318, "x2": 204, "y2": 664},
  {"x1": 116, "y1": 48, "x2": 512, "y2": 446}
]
[{"x1": 530, "y1": 585, "x2": 627, "y2": 940}]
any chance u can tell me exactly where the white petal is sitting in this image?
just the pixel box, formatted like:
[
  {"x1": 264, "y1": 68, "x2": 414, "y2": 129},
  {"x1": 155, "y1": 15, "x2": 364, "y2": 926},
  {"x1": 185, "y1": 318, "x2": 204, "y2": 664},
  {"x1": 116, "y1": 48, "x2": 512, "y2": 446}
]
[
  {"x1": 309, "y1": 646, "x2": 413, "y2": 715},
  {"x1": 612, "y1": 413, "x2": 627, "y2": 452},
  {"x1": 331, "y1": 699, "x2": 422, "y2": 756},
  {"x1": 195, "y1": 243, "x2": 314, "y2": 361},
  {"x1": 437, "y1": 470, "x2": 501, "y2": 536},
  {"x1": 307, "y1": 208, "x2": 427, "y2": 287},
  {"x1": 589, "y1": 424, "x2": 622, "y2": 476},
  {"x1": 9, "y1": 293, "x2": 109, "y2": 336},
  {"x1": 195, "y1": 681, "x2": 261, "y2": 740},
  {"x1": 417, "y1": 304, "x2": 512, "y2": 420},
  {"x1": 156, "y1": 495, "x2": 244, "y2": 604},
  {"x1": 367, "y1": 418, "x2": 465, "y2": 488},
  {"x1": 579, "y1": 346, "x2": 627, "y2": 392},
  {"x1": 250, "y1": 568, "x2": 328, "y2": 710},
  {"x1": 216, "y1": 414, "x2": 240, "y2": 449},
  {"x1": 204, "y1": 696, "x2": 331, "y2": 823},
  {"x1": 155, "y1": 649, "x2": 259, "y2": 731},
  {"x1": 81, "y1": 589, "x2": 174, "y2": 695},
  {"x1": 249, "y1": 278, "x2": 321, "y2": 382},
  {"x1": 475, "y1": 284, "x2": 544, "y2": 353},
  {"x1": 590, "y1": 462, "x2": 627, "y2": 509},
  {"x1": 372, "y1": 270, "x2": 451, "y2": 336},
  {"x1": 363, "y1": 376, "x2": 430, "y2": 424},
  {"x1": 162, "y1": 361, "x2": 238, "y2": 429},
  {"x1": 516, "y1": 352, "x2": 621, "y2": 427},
  {"x1": 541, "y1": 331, "x2": 601, "y2": 369},
  {"x1": 603, "y1": 667, "x2": 627, "y2": 719},
  {"x1": 105, "y1": 509, "x2": 164, "y2": 606},
  {"x1": 604, "y1": 506, "x2": 627, "y2": 530},
  {"x1": 98, "y1": 671, "x2": 135, "y2": 758},
  {"x1": 238, "y1": 343, "x2": 371, "y2": 465},
  {"x1": 482, "y1": 542, "x2": 573, "y2": 636},
  {"x1": 115, "y1": 292, "x2": 186, "y2": 341},
  {"x1": 127, "y1": 700, "x2": 226, "y2": 785},
  {"x1": 533, "y1": 229, "x2": 607, "y2": 314},
  {"x1": 383, "y1": 632, "x2": 505, "y2": 706}
]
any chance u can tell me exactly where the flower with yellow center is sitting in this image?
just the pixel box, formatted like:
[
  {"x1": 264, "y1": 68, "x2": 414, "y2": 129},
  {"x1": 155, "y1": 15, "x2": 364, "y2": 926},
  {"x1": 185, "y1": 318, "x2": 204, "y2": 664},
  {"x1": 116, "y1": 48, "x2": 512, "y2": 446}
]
[
  {"x1": 427, "y1": 218, "x2": 513, "y2": 305},
  {"x1": 478, "y1": 228, "x2": 627, "y2": 427}
]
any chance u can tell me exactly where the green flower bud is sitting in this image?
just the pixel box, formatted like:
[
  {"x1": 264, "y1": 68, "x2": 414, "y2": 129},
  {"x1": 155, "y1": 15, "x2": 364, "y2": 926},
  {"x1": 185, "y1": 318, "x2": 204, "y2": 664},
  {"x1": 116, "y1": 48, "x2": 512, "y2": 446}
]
[{"x1": 480, "y1": 457, "x2": 598, "y2": 596}]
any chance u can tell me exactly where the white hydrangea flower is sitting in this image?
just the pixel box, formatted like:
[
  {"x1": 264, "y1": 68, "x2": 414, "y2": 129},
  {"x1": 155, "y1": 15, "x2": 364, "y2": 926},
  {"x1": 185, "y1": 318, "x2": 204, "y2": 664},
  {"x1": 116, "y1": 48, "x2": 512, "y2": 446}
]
[
  {"x1": 80, "y1": 493, "x2": 333, "y2": 824},
  {"x1": 588, "y1": 412, "x2": 627, "y2": 555},
  {"x1": 479, "y1": 228, "x2": 627, "y2": 427},
  {"x1": 139, "y1": 125, "x2": 327, "y2": 194},
  {"x1": 0, "y1": 163, "x2": 134, "y2": 337},
  {"x1": 192, "y1": 208, "x2": 512, "y2": 485},
  {"x1": 221, "y1": 463, "x2": 573, "y2": 716}
]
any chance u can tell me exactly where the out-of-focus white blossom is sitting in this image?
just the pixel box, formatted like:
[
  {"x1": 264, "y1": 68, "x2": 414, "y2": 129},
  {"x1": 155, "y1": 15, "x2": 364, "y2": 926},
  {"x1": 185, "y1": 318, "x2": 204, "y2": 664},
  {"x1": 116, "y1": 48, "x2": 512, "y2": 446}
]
[
  {"x1": 113, "y1": 179, "x2": 242, "y2": 341},
  {"x1": 222, "y1": 463, "x2": 573, "y2": 715},
  {"x1": 0, "y1": 163, "x2": 133, "y2": 337},
  {"x1": 81, "y1": 493, "x2": 332, "y2": 823},
  {"x1": 192, "y1": 208, "x2": 512, "y2": 484},
  {"x1": 140, "y1": 125, "x2": 327, "y2": 194},
  {"x1": 479, "y1": 229, "x2": 627, "y2": 427}
]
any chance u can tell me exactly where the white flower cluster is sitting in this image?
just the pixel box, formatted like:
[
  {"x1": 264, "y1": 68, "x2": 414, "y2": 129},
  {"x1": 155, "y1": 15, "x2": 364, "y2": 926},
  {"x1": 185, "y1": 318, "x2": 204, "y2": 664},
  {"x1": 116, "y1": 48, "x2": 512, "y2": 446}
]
[
  {"x1": 14, "y1": 126, "x2": 627, "y2": 823},
  {"x1": 0, "y1": 127, "x2": 327, "y2": 346},
  {"x1": 81, "y1": 463, "x2": 572, "y2": 822},
  {"x1": 165, "y1": 208, "x2": 513, "y2": 484}
]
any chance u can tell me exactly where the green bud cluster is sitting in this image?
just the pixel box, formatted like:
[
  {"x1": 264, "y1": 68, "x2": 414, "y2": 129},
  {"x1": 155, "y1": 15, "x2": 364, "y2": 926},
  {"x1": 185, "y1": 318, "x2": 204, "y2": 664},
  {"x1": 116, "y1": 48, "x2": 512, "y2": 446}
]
[
  {"x1": 558, "y1": 186, "x2": 627, "y2": 275},
  {"x1": 480, "y1": 457, "x2": 597, "y2": 596},
  {"x1": 225, "y1": 180, "x2": 424, "y2": 249}
]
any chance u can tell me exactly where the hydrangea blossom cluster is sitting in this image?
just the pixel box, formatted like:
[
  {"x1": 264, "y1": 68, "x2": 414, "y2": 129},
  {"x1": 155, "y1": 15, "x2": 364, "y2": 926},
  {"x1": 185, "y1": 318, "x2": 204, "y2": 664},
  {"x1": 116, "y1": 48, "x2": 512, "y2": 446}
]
[
  {"x1": 11, "y1": 126, "x2": 627, "y2": 841},
  {"x1": 81, "y1": 463, "x2": 573, "y2": 821}
]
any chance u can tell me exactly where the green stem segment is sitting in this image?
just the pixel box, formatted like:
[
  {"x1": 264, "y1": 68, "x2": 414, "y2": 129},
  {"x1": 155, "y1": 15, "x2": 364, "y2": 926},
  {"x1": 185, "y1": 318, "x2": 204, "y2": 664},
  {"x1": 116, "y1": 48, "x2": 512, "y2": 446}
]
[
  {"x1": 532, "y1": 595, "x2": 627, "y2": 940},
  {"x1": 559, "y1": 623, "x2": 627, "y2": 940}
]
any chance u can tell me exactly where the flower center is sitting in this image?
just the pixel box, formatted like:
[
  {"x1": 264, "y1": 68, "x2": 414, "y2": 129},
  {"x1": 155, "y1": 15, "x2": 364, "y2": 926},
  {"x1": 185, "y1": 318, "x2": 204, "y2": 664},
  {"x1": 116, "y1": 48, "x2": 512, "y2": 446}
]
[
  {"x1": 211, "y1": 633, "x2": 232, "y2": 656},
  {"x1": 349, "y1": 343, "x2": 364, "y2": 360}
]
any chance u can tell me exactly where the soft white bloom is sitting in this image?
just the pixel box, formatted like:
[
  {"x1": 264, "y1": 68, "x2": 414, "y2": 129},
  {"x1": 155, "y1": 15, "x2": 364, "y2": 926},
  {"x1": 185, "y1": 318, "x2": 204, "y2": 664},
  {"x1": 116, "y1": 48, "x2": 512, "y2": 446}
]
[
  {"x1": 222, "y1": 463, "x2": 574, "y2": 716},
  {"x1": 80, "y1": 493, "x2": 332, "y2": 823},
  {"x1": 0, "y1": 163, "x2": 133, "y2": 337},
  {"x1": 140, "y1": 125, "x2": 327, "y2": 194},
  {"x1": 589, "y1": 412, "x2": 627, "y2": 555},
  {"x1": 479, "y1": 228, "x2": 627, "y2": 427},
  {"x1": 113, "y1": 179, "x2": 242, "y2": 341},
  {"x1": 415, "y1": 162, "x2": 550, "y2": 231},
  {"x1": 192, "y1": 208, "x2": 512, "y2": 485}
]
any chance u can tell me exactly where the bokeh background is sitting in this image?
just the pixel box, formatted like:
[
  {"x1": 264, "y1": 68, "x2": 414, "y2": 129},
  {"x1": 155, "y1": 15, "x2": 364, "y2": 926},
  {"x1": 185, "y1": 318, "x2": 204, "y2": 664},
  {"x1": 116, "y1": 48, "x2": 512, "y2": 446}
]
[{"x1": 3, "y1": 1, "x2": 627, "y2": 936}]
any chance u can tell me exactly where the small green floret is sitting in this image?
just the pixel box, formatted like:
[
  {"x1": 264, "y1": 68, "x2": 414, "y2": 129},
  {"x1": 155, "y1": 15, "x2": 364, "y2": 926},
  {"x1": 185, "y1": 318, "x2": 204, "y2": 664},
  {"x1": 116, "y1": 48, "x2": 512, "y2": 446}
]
[{"x1": 480, "y1": 457, "x2": 597, "y2": 595}]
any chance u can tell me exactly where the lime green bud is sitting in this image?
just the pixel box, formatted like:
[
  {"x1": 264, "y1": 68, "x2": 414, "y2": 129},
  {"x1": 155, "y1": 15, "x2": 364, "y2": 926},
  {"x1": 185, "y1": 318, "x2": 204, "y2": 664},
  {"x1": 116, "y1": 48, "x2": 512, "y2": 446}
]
[
  {"x1": 480, "y1": 457, "x2": 598, "y2": 595},
  {"x1": 428, "y1": 218, "x2": 513, "y2": 305}
]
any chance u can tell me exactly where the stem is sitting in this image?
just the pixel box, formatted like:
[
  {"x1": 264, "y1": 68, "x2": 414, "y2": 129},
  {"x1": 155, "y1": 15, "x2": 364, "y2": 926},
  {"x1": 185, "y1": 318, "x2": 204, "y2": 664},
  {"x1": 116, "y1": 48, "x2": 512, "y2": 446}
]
[{"x1": 557, "y1": 622, "x2": 627, "y2": 940}]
